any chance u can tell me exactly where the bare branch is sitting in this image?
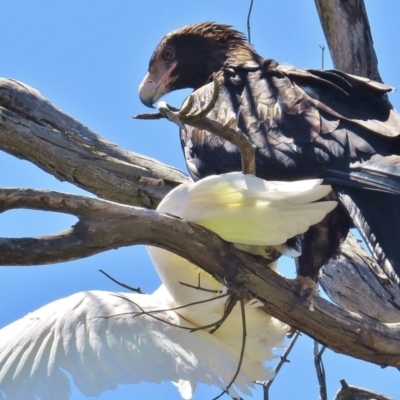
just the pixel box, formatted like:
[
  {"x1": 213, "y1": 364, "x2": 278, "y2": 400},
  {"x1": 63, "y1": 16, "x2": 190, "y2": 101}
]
[
  {"x1": 247, "y1": 0, "x2": 254, "y2": 44},
  {"x1": 98, "y1": 269, "x2": 144, "y2": 293},
  {"x1": 320, "y1": 234, "x2": 400, "y2": 323},
  {"x1": 212, "y1": 298, "x2": 247, "y2": 400},
  {"x1": 334, "y1": 379, "x2": 395, "y2": 400},
  {"x1": 314, "y1": 0, "x2": 381, "y2": 81},
  {"x1": 157, "y1": 102, "x2": 256, "y2": 175},
  {"x1": 1, "y1": 66, "x2": 399, "y2": 380},
  {"x1": 0, "y1": 3, "x2": 397, "y2": 397},
  {"x1": 0, "y1": 78, "x2": 189, "y2": 208},
  {"x1": 1, "y1": 188, "x2": 400, "y2": 368},
  {"x1": 262, "y1": 331, "x2": 301, "y2": 400},
  {"x1": 319, "y1": 44, "x2": 325, "y2": 69},
  {"x1": 314, "y1": 341, "x2": 327, "y2": 400}
]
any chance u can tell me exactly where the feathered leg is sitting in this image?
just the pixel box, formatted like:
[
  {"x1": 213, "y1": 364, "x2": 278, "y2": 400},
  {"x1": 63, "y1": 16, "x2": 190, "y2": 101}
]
[{"x1": 295, "y1": 202, "x2": 350, "y2": 298}]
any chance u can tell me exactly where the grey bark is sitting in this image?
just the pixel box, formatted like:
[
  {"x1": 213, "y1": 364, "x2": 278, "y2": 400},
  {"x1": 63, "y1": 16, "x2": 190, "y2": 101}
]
[
  {"x1": 1, "y1": 188, "x2": 400, "y2": 368},
  {"x1": 334, "y1": 379, "x2": 394, "y2": 400},
  {"x1": 0, "y1": 79, "x2": 188, "y2": 208},
  {"x1": 314, "y1": 0, "x2": 382, "y2": 81},
  {"x1": 321, "y1": 235, "x2": 400, "y2": 323},
  {"x1": 1, "y1": 74, "x2": 400, "y2": 368}
]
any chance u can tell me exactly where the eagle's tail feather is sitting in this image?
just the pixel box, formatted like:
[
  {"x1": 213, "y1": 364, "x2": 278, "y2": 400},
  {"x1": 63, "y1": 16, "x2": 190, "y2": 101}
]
[
  {"x1": 326, "y1": 154, "x2": 400, "y2": 195},
  {"x1": 337, "y1": 186, "x2": 400, "y2": 284}
]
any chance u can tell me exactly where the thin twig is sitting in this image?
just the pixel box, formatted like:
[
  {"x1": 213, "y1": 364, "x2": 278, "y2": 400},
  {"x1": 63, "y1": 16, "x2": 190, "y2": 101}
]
[
  {"x1": 111, "y1": 291, "x2": 228, "y2": 317},
  {"x1": 104, "y1": 289, "x2": 251, "y2": 400},
  {"x1": 179, "y1": 280, "x2": 223, "y2": 293},
  {"x1": 247, "y1": 0, "x2": 254, "y2": 44},
  {"x1": 104, "y1": 292, "x2": 236, "y2": 334},
  {"x1": 319, "y1": 44, "x2": 326, "y2": 69},
  {"x1": 212, "y1": 297, "x2": 247, "y2": 400},
  {"x1": 208, "y1": 293, "x2": 239, "y2": 334},
  {"x1": 98, "y1": 269, "x2": 144, "y2": 293},
  {"x1": 314, "y1": 340, "x2": 327, "y2": 400},
  {"x1": 261, "y1": 331, "x2": 301, "y2": 400},
  {"x1": 179, "y1": 272, "x2": 225, "y2": 294},
  {"x1": 107, "y1": 290, "x2": 245, "y2": 400}
]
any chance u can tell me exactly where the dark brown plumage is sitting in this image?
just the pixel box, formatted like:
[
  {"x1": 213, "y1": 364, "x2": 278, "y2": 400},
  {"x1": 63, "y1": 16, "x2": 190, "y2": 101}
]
[{"x1": 139, "y1": 22, "x2": 400, "y2": 285}]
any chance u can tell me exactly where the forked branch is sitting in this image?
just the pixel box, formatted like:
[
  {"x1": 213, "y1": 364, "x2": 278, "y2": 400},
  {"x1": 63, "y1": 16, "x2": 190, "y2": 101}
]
[
  {"x1": 1, "y1": 188, "x2": 400, "y2": 369},
  {"x1": 135, "y1": 75, "x2": 257, "y2": 175}
]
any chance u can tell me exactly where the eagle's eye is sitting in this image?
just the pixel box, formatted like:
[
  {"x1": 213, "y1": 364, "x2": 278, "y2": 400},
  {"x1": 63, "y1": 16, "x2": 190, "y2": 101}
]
[{"x1": 162, "y1": 47, "x2": 175, "y2": 62}]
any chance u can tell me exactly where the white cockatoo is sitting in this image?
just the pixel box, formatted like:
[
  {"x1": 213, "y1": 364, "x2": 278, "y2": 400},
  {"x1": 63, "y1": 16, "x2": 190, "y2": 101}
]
[{"x1": 0, "y1": 173, "x2": 336, "y2": 399}]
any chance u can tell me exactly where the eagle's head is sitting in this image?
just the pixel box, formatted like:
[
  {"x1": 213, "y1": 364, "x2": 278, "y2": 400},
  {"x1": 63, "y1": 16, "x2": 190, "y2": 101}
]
[{"x1": 139, "y1": 22, "x2": 260, "y2": 107}]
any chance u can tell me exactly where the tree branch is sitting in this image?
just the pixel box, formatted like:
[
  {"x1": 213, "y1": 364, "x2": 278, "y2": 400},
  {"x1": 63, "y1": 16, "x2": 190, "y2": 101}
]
[
  {"x1": 321, "y1": 235, "x2": 400, "y2": 323},
  {"x1": 1, "y1": 187, "x2": 400, "y2": 369},
  {"x1": 334, "y1": 379, "x2": 394, "y2": 400},
  {"x1": 314, "y1": 342, "x2": 328, "y2": 400},
  {"x1": 262, "y1": 331, "x2": 301, "y2": 400},
  {"x1": 0, "y1": 78, "x2": 189, "y2": 208},
  {"x1": 313, "y1": 4, "x2": 397, "y2": 396},
  {"x1": 314, "y1": 0, "x2": 382, "y2": 81}
]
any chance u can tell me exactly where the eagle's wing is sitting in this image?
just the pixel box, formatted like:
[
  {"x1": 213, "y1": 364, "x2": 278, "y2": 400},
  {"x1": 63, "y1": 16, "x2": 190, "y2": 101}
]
[
  {"x1": 182, "y1": 64, "x2": 400, "y2": 192},
  {"x1": 180, "y1": 64, "x2": 400, "y2": 281}
]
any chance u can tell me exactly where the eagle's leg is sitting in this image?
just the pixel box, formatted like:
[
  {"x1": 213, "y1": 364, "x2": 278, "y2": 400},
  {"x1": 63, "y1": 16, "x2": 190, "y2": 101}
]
[{"x1": 292, "y1": 202, "x2": 350, "y2": 304}]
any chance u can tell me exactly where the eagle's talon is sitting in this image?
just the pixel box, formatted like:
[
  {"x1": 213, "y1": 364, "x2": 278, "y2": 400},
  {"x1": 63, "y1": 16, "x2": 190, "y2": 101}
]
[
  {"x1": 289, "y1": 276, "x2": 318, "y2": 311},
  {"x1": 286, "y1": 327, "x2": 299, "y2": 338}
]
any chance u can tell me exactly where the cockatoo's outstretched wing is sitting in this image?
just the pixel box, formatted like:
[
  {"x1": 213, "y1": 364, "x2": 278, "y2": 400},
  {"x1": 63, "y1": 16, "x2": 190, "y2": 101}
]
[
  {"x1": 0, "y1": 286, "x2": 270, "y2": 400},
  {"x1": 157, "y1": 172, "x2": 337, "y2": 245}
]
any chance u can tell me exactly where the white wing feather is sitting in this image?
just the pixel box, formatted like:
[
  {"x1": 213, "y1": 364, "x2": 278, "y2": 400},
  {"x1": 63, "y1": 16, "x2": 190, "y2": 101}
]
[
  {"x1": 0, "y1": 287, "x2": 273, "y2": 400},
  {"x1": 158, "y1": 172, "x2": 336, "y2": 245}
]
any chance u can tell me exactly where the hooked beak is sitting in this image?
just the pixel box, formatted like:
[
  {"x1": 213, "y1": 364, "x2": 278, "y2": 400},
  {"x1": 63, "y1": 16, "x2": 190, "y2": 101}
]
[{"x1": 139, "y1": 62, "x2": 177, "y2": 108}]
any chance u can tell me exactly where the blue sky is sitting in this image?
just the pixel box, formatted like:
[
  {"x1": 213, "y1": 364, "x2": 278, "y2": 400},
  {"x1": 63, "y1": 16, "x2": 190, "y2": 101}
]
[{"x1": 0, "y1": 1, "x2": 399, "y2": 399}]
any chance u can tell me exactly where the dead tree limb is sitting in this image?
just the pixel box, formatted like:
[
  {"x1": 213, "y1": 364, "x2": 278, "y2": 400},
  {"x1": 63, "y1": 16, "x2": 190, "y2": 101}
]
[
  {"x1": 315, "y1": 2, "x2": 397, "y2": 397},
  {"x1": 261, "y1": 331, "x2": 301, "y2": 400},
  {"x1": 2, "y1": 75, "x2": 400, "y2": 363},
  {"x1": 321, "y1": 235, "x2": 400, "y2": 323},
  {"x1": 314, "y1": 342, "x2": 328, "y2": 400},
  {"x1": 0, "y1": 78, "x2": 189, "y2": 208},
  {"x1": 314, "y1": 0, "x2": 382, "y2": 81},
  {"x1": 1, "y1": 188, "x2": 400, "y2": 368},
  {"x1": 334, "y1": 379, "x2": 394, "y2": 400}
]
